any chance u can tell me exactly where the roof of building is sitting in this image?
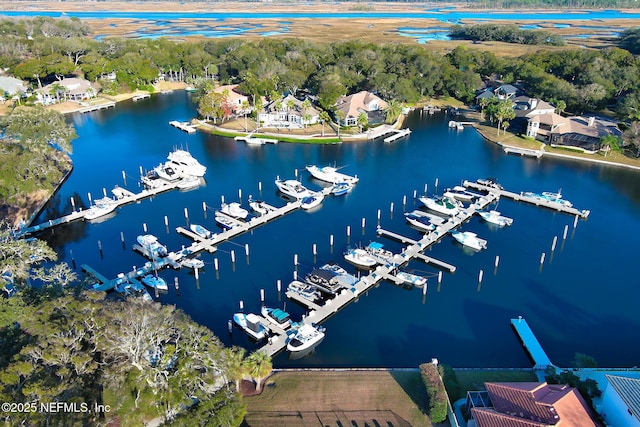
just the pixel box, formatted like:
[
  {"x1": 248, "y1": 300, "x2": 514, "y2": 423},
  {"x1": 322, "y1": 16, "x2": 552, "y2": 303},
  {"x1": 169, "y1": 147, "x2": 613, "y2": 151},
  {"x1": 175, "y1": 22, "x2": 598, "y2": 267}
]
[
  {"x1": 335, "y1": 90, "x2": 388, "y2": 120},
  {"x1": 41, "y1": 77, "x2": 94, "y2": 95},
  {"x1": 606, "y1": 375, "x2": 640, "y2": 422},
  {"x1": 0, "y1": 76, "x2": 28, "y2": 95},
  {"x1": 264, "y1": 94, "x2": 319, "y2": 117},
  {"x1": 213, "y1": 84, "x2": 248, "y2": 103},
  {"x1": 471, "y1": 382, "x2": 597, "y2": 427},
  {"x1": 529, "y1": 113, "x2": 568, "y2": 127},
  {"x1": 513, "y1": 96, "x2": 556, "y2": 118}
]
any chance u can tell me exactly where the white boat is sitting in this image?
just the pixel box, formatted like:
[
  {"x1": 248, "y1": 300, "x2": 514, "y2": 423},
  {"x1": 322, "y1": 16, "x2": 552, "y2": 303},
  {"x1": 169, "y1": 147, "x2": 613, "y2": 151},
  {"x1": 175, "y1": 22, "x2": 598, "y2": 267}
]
[
  {"x1": 248, "y1": 198, "x2": 270, "y2": 215},
  {"x1": 177, "y1": 175, "x2": 202, "y2": 190},
  {"x1": 116, "y1": 281, "x2": 153, "y2": 302},
  {"x1": 396, "y1": 271, "x2": 428, "y2": 288},
  {"x1": 275, "y1": 178, "x2": 315, "y2": 200},
  {"x1": 344, "y1": 247, "x2": 378, "y2": 268},
  {"x1": 136, "y1": 234, "x2": 168, "y2": 258},
  {"x1": 190, "y1": 223, "x2": 212, "y2": 238},
  {"x1": 476, "y1": 178, "x2": 503, "y2": 190},
  {"x1": 286, "y1": 323, "x2": 325, "y2": 353},
  {"x1": 215, "y1": 214, "x2": 237, "y2": 230},
  {"x1": 364, "y1": 242, "x2": 395, "y2": 264},
  {"x1": 305, "y1": 165, "x2": 359, "y2": 185},
  {"x1": 261, "y1": 306, "x2": 292, "y2": 329},
  {"x1": 478, "y1": 210, "x2": 513, "y2": 227},
  {"x1": 167, "y1": 149, "x2": 207, "y2": 177},
  {"x1": 450, "y1": 230, "x2": 487, "y2": 251},
  {"x1": 301, "y1": 194, "x2": 324, "y2": 210},
  {"x1": 141, "y1": 274, "x2": 168, "y2": 291},
  {"x1": 181, "y1": 257, "x2": 205, "y2": 269},
  {"x1": 319, "y1": 263, "x2": 358, "y2": 287},
  {"x1": 330, "y1": 182, "x2": 353, "y2": 196},
  {"x1": 233, "y1": 313, "x2": 268, "y2": 341},
  {"x1": 220, "y1": 202, "x2": 249, "y2": 219},
  {"x1": 154, "y1": 163, "x2": 181, "y2": 182},
  {"x1": 443, "y1": 186, "x2": 479, "y2": 203},
  {"x1": 404, "y1": 212, "x2": 436, "y2": 232},
  {"x1": 522, "y1": 190, "x2": 573, "y2": 208},
  {"x1": 419, "y1": 196, "x2": 460, "y2": 216},
  {"x1": 287, "y1": 280, "x2": 322, "y2": 301},
  {"x1": 84, "y1": 196, "x2": 118, "y2": 221}
]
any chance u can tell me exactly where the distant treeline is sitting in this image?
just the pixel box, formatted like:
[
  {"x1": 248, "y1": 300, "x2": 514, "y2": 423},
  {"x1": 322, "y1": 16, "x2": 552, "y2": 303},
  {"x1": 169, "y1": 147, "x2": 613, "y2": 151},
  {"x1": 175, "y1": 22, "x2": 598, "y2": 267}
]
[{"x1": 449, "y1": 24, "x2": 565, "y2": 46}]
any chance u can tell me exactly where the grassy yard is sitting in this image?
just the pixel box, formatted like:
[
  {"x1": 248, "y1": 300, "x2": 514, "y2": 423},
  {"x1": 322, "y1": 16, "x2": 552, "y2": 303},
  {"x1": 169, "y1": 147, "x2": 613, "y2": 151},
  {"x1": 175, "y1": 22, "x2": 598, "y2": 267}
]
[
  {"x1": 448, "y1": 369, "x2": 539, "y2": 402},
  {"x1": 243, "y1": 370, "x2": 435, "y2": 427}
]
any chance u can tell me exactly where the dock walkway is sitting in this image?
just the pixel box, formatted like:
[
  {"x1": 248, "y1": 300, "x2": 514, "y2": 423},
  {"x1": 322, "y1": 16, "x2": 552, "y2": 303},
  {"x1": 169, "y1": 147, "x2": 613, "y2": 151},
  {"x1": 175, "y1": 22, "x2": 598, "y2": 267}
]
[
  {"x1": 511, "y1": 317, "x2": 555, "y2": 370},
  {"x1": 502, "y1": 145, "x2": 544, "y2": 158}
]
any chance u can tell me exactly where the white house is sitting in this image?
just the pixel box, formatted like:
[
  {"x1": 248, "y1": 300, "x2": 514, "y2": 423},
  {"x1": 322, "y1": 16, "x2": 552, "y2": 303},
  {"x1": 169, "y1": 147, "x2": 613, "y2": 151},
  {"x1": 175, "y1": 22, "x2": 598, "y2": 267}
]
[
  {"x1": 37, "y1": 77, "x2": 97, "y2": 104},
  {"x1": 258, "y1": 94, "x2": 319, "y2": 128},
  {"x1": 0, "y1": 76, "x2": 28, "y2": 101},
  {"x1": 600, "y1": 375, "x2": 640, "y2": 427},
  {"x1": 334, "y1": 91, "x2": 388, "y2": 127}
]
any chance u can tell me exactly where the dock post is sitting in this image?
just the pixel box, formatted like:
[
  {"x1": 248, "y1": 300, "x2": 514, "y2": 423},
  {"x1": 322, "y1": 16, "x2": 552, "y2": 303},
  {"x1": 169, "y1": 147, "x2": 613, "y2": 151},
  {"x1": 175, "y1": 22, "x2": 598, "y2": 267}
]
[
  {"x1": 221, "y1": 195, "x2": 225, "y2": 204},
  {"x1": 184, "y1": 207, "x2": 189, "y2": 221},
  {"x1": 294, "y1": 168, "x2": 298, "y2": 178},
  {"x1": 494, "y1": 255, "x2": 500, "y2": 268},
  {"x1": 194, "y1": 267, "x2": 199, "y2": 280},
  {"x1": 103, "y1": 187, "x2": 107, "y2": 198},
  {"x1": 139, "y1": 165, "x2": 143, "y2": 177},
  {"x1": 422, "y1": 283, "x2": 427, "y2": 295},
  {"x1": 239, "y1": 300, "x2": 243, "y2": 311},
  {"x1": 377, "y1": 209, "x2": 381, "y2": 221},
  {"x1": 551, "y1": 236, "x2": 557, "y2": 252},
  {"x1": 573, "y1": 214, "x2": 579, "y2": 229},
  {"x1": 122, "y1": 170, "x2": 127, "y2": 186},
  {"x1": 312, "y1": 243, "x2": 317, "y2": 256},
  {"x1": 214, "y1": 258, "x2": 219, "y2": 271},
  {"x1": 277, "y1": 279, "x2": 281, "y2": 292},
  {"x1": 435, "y1": 178, "x2": 439, "y2": 190},
  {"x1": 202, "y1": 201, "x2": 207, "y2": 213},
  {"x1": 438, "y1": 271, "x2": 442, "y2": 285},
  {"x1": 330, "y1": 234, "x2": 334, "y2": 247},
  {"x1": 361, "y1": 217, "x2": 366, "y2": 230},
  {"x1": 413, "y1": 189, "x2": 417, "y2": 199},
  {"x1": 231, "y1": 250, "x2": 236, "y2": 264},
  {"x1": 228, "y1": 320, "x2": 232, "y2": 334},
  {"x1": 260, "y1": 288, "x2": 265, "y2": 304},
  {"x1": 402, "y1": 195, "x2": 407, "y2": 206},
  {"x1": 293, "y1": 270, "x2": 298, "y2": 280},
  {"x1": 390, "y1": 202, "x2": 394, "y2": 213},
  {"x1": 478, "y1": 269, "x2": 484, "y2": 284},
  {"x1": 174, "y1": 277, "x2": 179, "y2": 290},
  {"x1": 245, "y1": 244, "x2": 250, "y2": 256},
  {"x1": 258, "y1": 181, "x2": 262, "y2": 192},
  {"x1": 424, "y1": 183, "x2": 428, "y2": 195},
  {"x1": 293, "y1": 253, "x2": 298, "y2": 266},
  {"x1": 238, "y1": 188, "x2": 242, "y2": 201},
  {"x1": 70, "y1": 249, "x2": 76, "y2": 269},
  {"x1": 88, "y1": 192, "x2": 92, "y2": 206},
  {"x1": 540, "y1": 252, "x2": 546, "y2": 265},
  {"x1": 70, "y1": 196, "x2": 76, "y2": 211},
  {"x1": 97, "y1": 240, "x2": 102, "y2": 252},
  {"x1": 563, "y1": 225, "x2": 569, "y2": 240},
  {"x1": 143, "y1": 223, "x2": 147, "y2": 233},
  {"x1": 346, "y1": 226, "x2": 351, "y2": 237}
]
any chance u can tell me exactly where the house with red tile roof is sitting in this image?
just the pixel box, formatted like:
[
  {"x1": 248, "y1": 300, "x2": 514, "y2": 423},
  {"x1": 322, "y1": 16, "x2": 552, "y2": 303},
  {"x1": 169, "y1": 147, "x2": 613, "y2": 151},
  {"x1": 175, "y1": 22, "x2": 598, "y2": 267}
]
[
  {"x1": 334, "y1": 90, "x2": 388, "y2": 127},
  {"x1": 466, "y1": 382, "x2": 599, "y2": 427},
  {"x1": 212, "y1": 84, "x2": 250, "y2": 115}
]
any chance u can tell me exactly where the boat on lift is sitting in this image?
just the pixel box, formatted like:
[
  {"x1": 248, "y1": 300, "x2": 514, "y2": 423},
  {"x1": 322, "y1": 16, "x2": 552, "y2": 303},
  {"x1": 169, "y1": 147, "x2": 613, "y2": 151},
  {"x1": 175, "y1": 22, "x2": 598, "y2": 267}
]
[
  {"x1": 404, "y1": 211, "x2": 436, "y2": 232},
  {"x1": 396, "y1": 271, "x2": 428, "y2": 288},
  {"x1": 261, "y1": 306, "x2": 292, "y2": 330},
  {"x1": 330, "y1": 182, "x2": 353, "y2": 196},
  {"x1": 443, "y1": 185, "x2": 481, "y2": 203},
  {"x1": 248, "y1": 197, "x2": 271, "y2": 215},
  {"x1": 214, "y1": 214, "x2": 238, "y2": 230}
]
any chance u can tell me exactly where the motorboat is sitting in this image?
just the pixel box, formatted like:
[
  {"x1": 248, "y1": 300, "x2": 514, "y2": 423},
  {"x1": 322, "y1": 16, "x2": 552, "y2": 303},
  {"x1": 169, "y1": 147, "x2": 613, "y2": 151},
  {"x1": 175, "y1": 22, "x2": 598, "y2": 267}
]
[
  {"x1": 301, "y1": 194, "x2": 324, "y2": 210},
  {"x1": 330, "y1": 182, "x2": 353, "y2": 196},
  {"x1": 248, "y1": 198, "x2": 270, "y2": 215},
  {"x1": 404, "y1": 211, "x2": 436, "y2": 232},
  {"x1": 215, "y1": 214, "x2": 238, "y2": 230},
  {"x1": 84, "y1": 196, "x2": 118, "y2": 221},
  {"x1": 115, "y1": 280, "x2": 153, "y2": 302},
  {"x1": 275, "y1": 178, "x2": 314, "y2": 200},
  {"x1": 220, "y1": 202, "x2": 249, "y2": 219},
  {"x1": 261, "y1": 307, "x2": 292, "y2": 330},
  {"x1": 232, "y1": 313, "x2": 268, "y2": 341},
  {"x1": 305, "y1": 165, "x2": 359, "y2": 185},
  {"x1": 190, "y1": 224, "x2": 212, "y2": 238},
  {"x1": 450, "y1": 230, "x2": 487, "y2": 251},
  {"x1": 177, "y1": 175, "x2": 202, "y2": 190},
  {"x1": 364, "y1": 242, "x2": 395, "y2": 264},
  {"x1": 478, "y1": 210, "x2": 513, "y2": 227},
  {"x1": 396, "y1": 271, "x2": 427, "y2": 288},
  {"x1": 167, "y1": 149, "x2": 206, "y2": 177},
  {"x1": 180, "y1": 257, "x2": 205, "y2": 269},
  {"x1": 344, "y1": 247, "x2": 378, "y2": 268},
  {"x1": 522, "y1": 190, "x2": 573, "y2": 208},
  {"x1": 287, "y1": 280, "x2": 321, "y2": 302},
  {"x1": 286, "y1": 323, "x2": 325, "y2": 353},
  {"x1": 419, "y1": 196, "x2": 460, "y2": 216},
  {"x1": 304, "y1": 269, "x2": 344, "y2": 295},
  {"x1": 154, "y1": 163, "x2": 181, "y2": 182},
  {"x1": 136, "y1": 234, "x2": 168, "y2": 258},
  {"x1": 476, "y1": 178, "x2": 503, "y2": 190},
  {"x1": 320, "y1": 262, "x2": 349, "y2": 276},
  {"x1": 141, "y1": 169, "x2": 165, "y2": 189},
  {"x1": 443, "y1": 186, "x2": 480, "y2": 203},
  {"x1": 319, "y1": 263, "x2": 358, "y2": 288},
  {"x1": 141, "y1": 274, "x2": 168, "y2": 291}
]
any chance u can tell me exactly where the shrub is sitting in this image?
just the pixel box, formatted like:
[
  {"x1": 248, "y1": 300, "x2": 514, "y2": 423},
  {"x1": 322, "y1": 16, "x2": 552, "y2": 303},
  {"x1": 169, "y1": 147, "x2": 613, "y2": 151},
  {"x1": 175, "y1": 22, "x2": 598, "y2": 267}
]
[{"x1": 419, "y1": 362, "x2": 448, "y2": 423}]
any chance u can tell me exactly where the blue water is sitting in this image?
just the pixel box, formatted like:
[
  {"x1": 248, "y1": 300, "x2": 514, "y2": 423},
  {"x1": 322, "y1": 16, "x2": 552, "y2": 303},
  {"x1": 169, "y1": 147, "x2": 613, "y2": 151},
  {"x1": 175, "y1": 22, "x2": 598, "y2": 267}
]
[{"x1": 36, "y1": 92, "x2": 640, "y2": 368}]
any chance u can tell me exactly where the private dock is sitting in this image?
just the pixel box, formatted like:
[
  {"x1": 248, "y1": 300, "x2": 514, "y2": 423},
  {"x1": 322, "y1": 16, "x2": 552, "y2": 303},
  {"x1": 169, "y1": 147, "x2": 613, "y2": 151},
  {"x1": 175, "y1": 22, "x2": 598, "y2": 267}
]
[
  {"x1": 511, "y1": 316, "x2": 555, "y2": 370},
  {"x1": 78, "y1": 101, "x2": 116, "y2": 114},
  {"x1": 502, "y1": 145, "x2": 544, "y2": 159},
  {"x1": 383, "y1": 128, "x2": 411, "y2": 143},
  {"x1": 169, "y1": 120, "x2": 197, "y2": 134},
  {"x1": 132, "y1": 94, "x2": 150, "y2": 101},
  {"x1": 463, "y1": 180, "x2": 590, "y2": 218}
]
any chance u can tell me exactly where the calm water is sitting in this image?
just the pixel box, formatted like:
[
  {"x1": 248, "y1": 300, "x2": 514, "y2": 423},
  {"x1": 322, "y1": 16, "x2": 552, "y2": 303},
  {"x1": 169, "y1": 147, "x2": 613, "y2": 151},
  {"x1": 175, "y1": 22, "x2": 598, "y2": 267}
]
[{"x1": 36, "y1": 92, "x2": 640, "y2": 368}]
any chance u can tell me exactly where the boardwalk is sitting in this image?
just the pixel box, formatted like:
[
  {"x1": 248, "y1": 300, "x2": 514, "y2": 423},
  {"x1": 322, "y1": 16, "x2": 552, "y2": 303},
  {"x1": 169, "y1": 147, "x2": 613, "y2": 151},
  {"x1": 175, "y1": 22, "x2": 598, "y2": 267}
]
[{"x1": 511, "y1": 317, "x2": 555, "y2": 370}]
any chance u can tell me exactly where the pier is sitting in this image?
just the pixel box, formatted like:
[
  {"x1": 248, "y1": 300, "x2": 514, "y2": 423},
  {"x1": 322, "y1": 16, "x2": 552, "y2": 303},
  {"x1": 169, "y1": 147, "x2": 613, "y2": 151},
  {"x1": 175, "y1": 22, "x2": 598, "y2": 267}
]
[
  {"x1": 511, "y1": 317, "x2": 555, "y2": 370},
  {"x1": 132, "y1": 93, "x2": 150, "y2": 101},
  {"x1": 463, "y1": 180, "x2": 590, "y2": 218},
  {"x1": 78, "y1": 101, "x2": 115, "y2": 113},
  {"x1": 502, "y1": 145, "x2": 544, "y2": 159},
  {"x1": 366, "y1": 124, "x2": 411, "y2": 141},
  {"x1": 169, "y1": 120, "x2": 197, "y2": 134},
  {"x1": 383, "y1": 128, "x2": 411, "y2": 143}
]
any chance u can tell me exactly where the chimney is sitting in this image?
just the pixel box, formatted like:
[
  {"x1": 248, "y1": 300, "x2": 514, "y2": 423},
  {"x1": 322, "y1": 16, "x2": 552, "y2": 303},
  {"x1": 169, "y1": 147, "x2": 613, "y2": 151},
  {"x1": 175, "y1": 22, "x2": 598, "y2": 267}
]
[
  {"x1": 530, "y1": 98, "x2": 538, "y2": 109},
  {"x1": 588, "y1": 116, "x2": 595, "y2": 127}
]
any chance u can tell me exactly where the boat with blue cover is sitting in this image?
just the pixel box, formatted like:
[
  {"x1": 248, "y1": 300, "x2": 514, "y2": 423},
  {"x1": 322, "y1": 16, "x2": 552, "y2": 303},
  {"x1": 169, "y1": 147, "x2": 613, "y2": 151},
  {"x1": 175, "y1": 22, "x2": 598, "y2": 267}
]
[
  {"x1": 419, "y1": 196, "x2": 460, "y2": 216},
  {"x1": 404, "y1": 211, "x2": 436, "y2": 232},
  {"x1": 261, "y1": 306, "x2": 292, "y2": 329},
  {"x1": 190, "y1": 223, "x2": 212, "y2": 238},
  {"x1": 301, "y1": 194, "x2": 324, "y2": 210},
  {"x1": 141, "y1": 274, "x2": 168, "y2": 291}
]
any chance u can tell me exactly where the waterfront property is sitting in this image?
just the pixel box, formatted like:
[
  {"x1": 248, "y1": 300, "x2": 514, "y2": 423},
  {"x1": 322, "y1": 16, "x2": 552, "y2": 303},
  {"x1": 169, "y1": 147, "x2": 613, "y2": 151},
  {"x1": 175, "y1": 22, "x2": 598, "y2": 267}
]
[{"x1": 334, "y1": 91, "x2": 388, "y2": 127}]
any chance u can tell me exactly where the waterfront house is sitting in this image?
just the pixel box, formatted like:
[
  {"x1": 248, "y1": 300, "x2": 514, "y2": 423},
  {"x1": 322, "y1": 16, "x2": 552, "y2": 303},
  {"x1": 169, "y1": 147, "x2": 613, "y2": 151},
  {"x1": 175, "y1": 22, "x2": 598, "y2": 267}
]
[
  {"x1": 466, "y1": 381, "x2": 598, "y2": 427},
  {"x1": 599, "y1": 374, "x2": 640, "y2": 427},
  {"x1": 0, "y1": 76, "x2": 29, "y2": 102},
  {"x1": 258, "y1": 94, "x2": 319, "y2": 128},
  {"x1": 527, "y1": 114, "x2": 621, "y2": 153},
  {"x1": 37, "y1": 77, "x2": 97, "y2": 104},
  {"x1": 334, "y1": 90, "x2": 388, "y2": 127},
  {"x1": 213, "y1": 84, "x2": 250, "y2": 115}
]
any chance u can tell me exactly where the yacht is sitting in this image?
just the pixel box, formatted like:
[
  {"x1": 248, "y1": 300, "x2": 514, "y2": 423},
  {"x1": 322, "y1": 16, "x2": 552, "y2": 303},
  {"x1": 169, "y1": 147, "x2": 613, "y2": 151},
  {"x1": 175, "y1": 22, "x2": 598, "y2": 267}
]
[
  {"x1": 478, "y1": 210, "x2": 513, "y2": 227},
  {"x1": 344, "y1": 247, "x2": 378, "y2": 268},
  {"x1": 522, "y1": 190, "x2": 573, "y2": 208},
  {"x1": 450, "y1": 230, "x2": 487, "y2": 251},
  {"x1": 287, "y1": 280, "x2": 321, "y2": 302},
  {"x1": 419, "y1": 196, "x2": 460, "y2": 216},
  {"x1": 364, "y1": 242, "x2": 395, "y2": 264},
  {"x1": 305, "y1": 165, "x2": 359, "y2": 185},
  {"x1": 136, "y1": 234, "x2": 168, "y2": 258},
  {"x1": 443, "y1": 186, "x2": 480, "y2": 203},
  {"x1": 155, "y1": 163, "x2": 181, "y2": 182},
  {"x1": 261, "y1": 307, "x2": 292, "y2": 330},
  {"x1": 319, "y1": 263, "x2": 358, "y2": 288},
  {"x1": 167, "y1": 149, "x2": 207, "y2": 177},
  {"x1": 396, "y1": 271, "x2": 427, "y2": 288},
  {"x1": 286, "y1": 323, "x2": 326, "y2": 353},
  {"x1": 215, "y1": 214, "x2": 238, "y2": 230},
  {"x1": 177, "y1": 175, "x2": 202, "y2": 190},
  {"x1": 304, "y1": 269, "x2": 344, "y2": 295},
  {"x1": 141, "y1": 274, "x2": 168, "y2": 291},
  {"x1": 220, "y1": 202, "x2": 249, "y2": 220},
  {"x1": 141, "y1": 169, "x2": 165, "y2": 189},
  {"x1": 84, "y1": 196, "x2": 118, "y2": 221},
  {"x1": 301, "y1": 194, "x2": 324, "y2": 210},
  {"x1": 404, "y1": 211, "x2": 436, "y2": 232},
  {"x1": 275, "y1": 178, "x2": 315, "y2": 200},
  {"x1": 190, "y1": 223, "x2": 212, "y2": 238},
  {"x1": 248, "y1": 198, "x2": 270, "y2": 215},
  {"x1": 232, "y1": 313, "x2": 268, "y2": 341}
]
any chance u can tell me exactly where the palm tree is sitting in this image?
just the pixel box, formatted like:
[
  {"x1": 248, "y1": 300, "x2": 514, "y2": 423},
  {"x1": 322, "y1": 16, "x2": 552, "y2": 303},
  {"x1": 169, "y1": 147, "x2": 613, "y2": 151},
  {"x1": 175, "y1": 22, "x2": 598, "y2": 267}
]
[
  {"x1": 245, "y1": 350, "x2": 272, "y2": 393},
  {"x1": 224, "y1": 346, "x2": 247, "y2": 391},
  {"x1": 384, "y1": 100, "x2": 402, "y2": 124},
  {"x1": 319, "y1": 110, "x2": 331, "y2": 137},
  {"x1": 357, "y1": 112, "x2": 368, "y2": 133},
  {"x1": 241, "y1": 100, "x2": 250, "y2": 131}
]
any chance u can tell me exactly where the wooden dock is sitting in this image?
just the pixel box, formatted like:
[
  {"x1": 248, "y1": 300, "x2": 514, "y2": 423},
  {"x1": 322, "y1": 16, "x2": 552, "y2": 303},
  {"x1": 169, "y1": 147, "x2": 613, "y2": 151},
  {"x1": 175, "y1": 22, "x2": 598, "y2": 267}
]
[
  {"x1": 463, "y1": 180, "x2": 590, "y2": 218},
  {"x1": 502, "y1": 145, "x2": 544, "y2": 158},
  {"x1": 511, "y1": 317, "x2": 555, "y2": 370},
  {"x1": 383, "y1": 128, "x2": 411, "y2": 143},
  {"x1": 169, "y1": 120, "x2": 197, "y2": 134},
  {"x1": 132, "y1": 93, "x2": 150, "y2": 101},
  {"x1": 78, "y1": 101, "x2": 116, "y2": 113}
]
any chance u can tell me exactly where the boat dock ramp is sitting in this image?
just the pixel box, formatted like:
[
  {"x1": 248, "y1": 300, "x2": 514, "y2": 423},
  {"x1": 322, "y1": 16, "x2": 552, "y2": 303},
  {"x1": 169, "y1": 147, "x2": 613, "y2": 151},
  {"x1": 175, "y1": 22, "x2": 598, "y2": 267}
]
[
  {"x1": 511, "y1": 316, "x2": 555, "y2": 370},
  {"x1": 463, "y1": 180, "x2": 590, "y2": 218},
  {"x1": 169, "y1": 120, "x2": 197, "y2": 134}
]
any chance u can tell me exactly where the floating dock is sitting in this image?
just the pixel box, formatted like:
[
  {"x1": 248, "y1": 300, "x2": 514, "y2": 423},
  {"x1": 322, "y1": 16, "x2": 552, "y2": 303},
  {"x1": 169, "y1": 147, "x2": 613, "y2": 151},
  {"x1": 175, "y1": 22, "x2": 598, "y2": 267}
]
[
  {"x1": 511, "y1": 317, "x2": 555, "y2": 370},
  {"x1": 169, "y1": 120, "x2": 197, "y2": 134},
  {"x1": 78, "y1": 101, "x2": 115, "y2": 113},
  {"x1": 463, "y1": 180, "x2": 590, "y2": 218},
  {"x1": 383, "y1": 128, "x2": 411, "y2": 143},
  {"x1": 132, "y1": 93, "x2": 150, "y2": 101},
  {"x1": 234, "y1": 134, "x2": 278, "y2": 145},
  {"x1": 502, "y1": 145, "x2": 544, "y2": 159}
]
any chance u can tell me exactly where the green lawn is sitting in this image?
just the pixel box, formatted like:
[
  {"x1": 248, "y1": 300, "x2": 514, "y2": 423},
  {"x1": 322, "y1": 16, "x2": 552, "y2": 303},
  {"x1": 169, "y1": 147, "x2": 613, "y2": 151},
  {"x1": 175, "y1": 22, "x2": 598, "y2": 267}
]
[{"x1": 448, "y1": 369, "x2": 539, "y2": 402}]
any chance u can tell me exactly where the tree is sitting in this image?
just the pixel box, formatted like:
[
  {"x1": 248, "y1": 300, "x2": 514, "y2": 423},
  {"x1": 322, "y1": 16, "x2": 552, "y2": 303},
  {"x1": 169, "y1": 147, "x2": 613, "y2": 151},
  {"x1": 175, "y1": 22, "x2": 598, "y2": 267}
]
[
  {"x1": 623, "y1": 120, "x2": 640, "y2": 157},
  {"x1": 573, "y1": 353, "x2": 598, "y2": 369},
  {"x1": 419, "y1": 362, "x2": 447, "y2": 424},
  {"x1": 357, "y1": 112, "x2": 368, "y2": 133},
  {"x1": 384, "y1": 99, "x2": 402, "y2": 124},
  {"x1": 224, "y1": 346, "x2": 247, "y2": 391},
  {"x1": 244, "y1": 350, "x2": 272, "y2": 393},
  {"x1": 599, "y1": 134, "x2": 621, "y2": 157},
  {"x1": 319, "y1": 110, "x2": 331, "y2": 136}
]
